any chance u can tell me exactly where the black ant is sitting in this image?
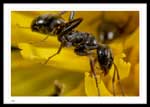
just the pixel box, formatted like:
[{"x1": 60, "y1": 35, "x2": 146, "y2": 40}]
[{"x1": 17, "y1": 11, "x2": 125, "y2": 96}]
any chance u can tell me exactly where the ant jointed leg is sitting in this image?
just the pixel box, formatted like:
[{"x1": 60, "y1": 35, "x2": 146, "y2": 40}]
[
  {"x1": 112, "y1": 62, "x2": 125, "y2": 96},
  {"x1": 43, "y1": 43, "x2": 63, "y2": 64},
  {"x1": 112, "y1": 64, "x2": 116, "y2": 96},
  {"x1": 69, "y1": 11, "x2": 75, "y2": 21},
  {"x1": 57, "y1": 11, "x2": 67, "y2": 16},
  {"x1": 89, "y1": 55, "x2": 100, "y2": 96},
  {"x1": 113, "y1": 63, "x2": 125, "y2": 96},
  {"x1": 57, "y1": 11, "x2": 75, "y2": 21}
]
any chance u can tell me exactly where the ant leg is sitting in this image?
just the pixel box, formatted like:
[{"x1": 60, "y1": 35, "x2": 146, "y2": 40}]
[
  {"x1": 57, "y1": 11, "x2": 75, "y2": 21},
  {"x1": 74, "y1": 46, "x2": 100, "y2": 96},
  {"x1": 112, "y1": 66, "x2": 116, "y2": 96},
  {"x1": 89, "y1": 56, "x2": 100, "y2": 96},
  {"x1": 43, "y1": 43, "x2": 63, "y2": 64},
  {"x1": 16, "y1": 23, "x2": 30, "y2": 29},
  {"x1": 57, "y1": 11, "x2": 67, "y2": 16},
  {"x1": 69, "y1": 11, "x2": 75, "y2": 21},
  {"x1": 114, "y1": 63, "x2": 125, "y2": 96},
  {"x1": 29, "y1": 35, "x2": 49, "y2": 45}
]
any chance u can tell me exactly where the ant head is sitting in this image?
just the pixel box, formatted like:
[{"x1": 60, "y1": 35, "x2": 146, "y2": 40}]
[
  {"x1": 31, "y1": 14, "x2": 65, "y2": 35},
  {"x1": 97, "y1": 44, "x2": 113, "y2": 75}
]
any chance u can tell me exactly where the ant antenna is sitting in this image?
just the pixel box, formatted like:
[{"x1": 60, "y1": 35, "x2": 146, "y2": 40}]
[
  {"x1": 57, "y1": 11, "x2": 67, "y2": 16},
  {"x1": 29, "y1": 35, "x2": 50, "y2": 45},
  {"x1": 16, "y1": 23, "x2": 30, "y2": 29},
  {"x1": 16, "y1": 23, "x2": 48, "y2": 45}
]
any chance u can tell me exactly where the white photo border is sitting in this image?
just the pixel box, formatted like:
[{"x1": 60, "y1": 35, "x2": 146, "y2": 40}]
[{"x1": 3, "y1": 3, "x2": 147, "y2": 104}]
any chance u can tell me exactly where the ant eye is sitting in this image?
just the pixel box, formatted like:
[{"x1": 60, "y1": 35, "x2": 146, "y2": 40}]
[{"x1": 36, "y1": 19, "x2": 44, "y2": 24}]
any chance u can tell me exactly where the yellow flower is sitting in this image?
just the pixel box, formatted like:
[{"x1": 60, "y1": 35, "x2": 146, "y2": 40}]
[{"x1": 11, "y1": 11, "x2": 139, "y2": 96}]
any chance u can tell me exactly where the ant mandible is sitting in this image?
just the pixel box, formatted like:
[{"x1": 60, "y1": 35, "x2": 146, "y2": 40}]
[{"x1": 17, "y1": 11, "x2": 125, "y2": 96}]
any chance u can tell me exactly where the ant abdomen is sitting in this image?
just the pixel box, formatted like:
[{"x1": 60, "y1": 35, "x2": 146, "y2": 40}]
[
  {"x1": 31, "y1": 14, "x2": 65, "y2": 35},
  {"x1": 97, "y1": 44, "x2": 114, "y2": 75}
]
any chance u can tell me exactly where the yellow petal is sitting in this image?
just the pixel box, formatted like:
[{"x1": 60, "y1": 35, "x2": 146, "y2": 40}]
[
  {"x1": 18, "y1": 43, "x2": 90, "y2": 73},
  {"x1": 84, "y1": 72, "x2": 112, "y2": 96},
  {"x1": 124, "y1": 27, "x2": 139, "y2": 68},
  {"x1": 64, "y1": 80, "x2": 86, "y2": 96},
  {"x1": 109, "y1": 42, "x2": 124, "y2": 56},
  {"x1": 108, "y1": 53, "x2": 131, "y2": 80},
  {"x1": 124, "y1": 27, "x2": 139, "y2": 50},
  {"x1": 11, "y1": 50, "x2": 84, "y2": 96},
  {"x1": 133, "y1": 63, "x2": 139, "y2": 89},
  {"x1": 117, "y1": 63, "x2": 139, "y2": 96}
]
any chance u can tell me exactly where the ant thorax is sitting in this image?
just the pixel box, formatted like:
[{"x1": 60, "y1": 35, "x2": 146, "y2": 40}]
[{"x1": 58, "y1": 31, "x2": 99, "y2": 49}]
